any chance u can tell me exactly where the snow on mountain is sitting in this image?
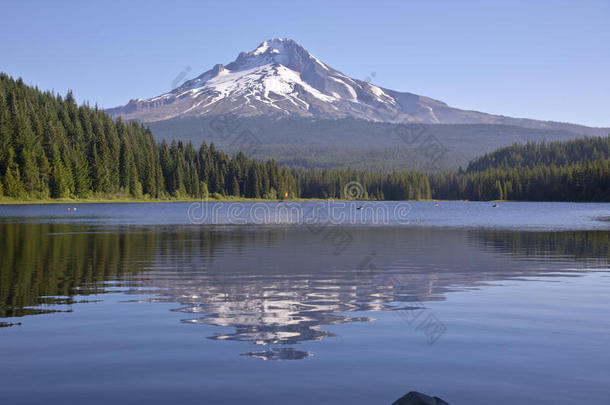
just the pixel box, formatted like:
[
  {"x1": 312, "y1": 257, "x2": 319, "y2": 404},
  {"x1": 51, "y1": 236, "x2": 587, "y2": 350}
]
[
  {"x1": 106, "y1": 38, "x2": 608, "y2": 135},
  {"x1": 107, "y1": 38, "x2": 445, "y2": 123}
]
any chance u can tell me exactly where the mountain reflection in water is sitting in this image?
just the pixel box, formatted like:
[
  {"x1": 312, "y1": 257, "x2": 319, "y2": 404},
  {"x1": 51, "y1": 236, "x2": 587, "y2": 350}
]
[{"x1": 1, "y1": 223, "x2": 608, "y2": 360}]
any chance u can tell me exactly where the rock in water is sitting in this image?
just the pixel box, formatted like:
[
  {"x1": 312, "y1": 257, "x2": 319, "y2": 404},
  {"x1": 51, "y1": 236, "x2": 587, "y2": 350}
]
[{"x1": 391, "y1": 391, "x2": 450, "y2": 405}]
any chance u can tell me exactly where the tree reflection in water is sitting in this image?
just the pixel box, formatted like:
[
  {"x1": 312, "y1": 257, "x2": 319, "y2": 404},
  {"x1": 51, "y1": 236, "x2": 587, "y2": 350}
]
[{"x1": 1, "y1": 223, "x2": 607, "y2": 359}]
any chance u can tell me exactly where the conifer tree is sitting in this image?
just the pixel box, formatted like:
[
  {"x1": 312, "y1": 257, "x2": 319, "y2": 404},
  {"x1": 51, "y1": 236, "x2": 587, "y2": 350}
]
[{"x1": 0, "y1": 73, "x2": 608, "y2": 203}]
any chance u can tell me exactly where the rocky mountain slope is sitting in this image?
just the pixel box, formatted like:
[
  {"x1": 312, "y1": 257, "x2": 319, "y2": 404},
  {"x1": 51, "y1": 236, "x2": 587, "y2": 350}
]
[{"x1": 107, "y1": 38, "x2": 608, "y2": 137}]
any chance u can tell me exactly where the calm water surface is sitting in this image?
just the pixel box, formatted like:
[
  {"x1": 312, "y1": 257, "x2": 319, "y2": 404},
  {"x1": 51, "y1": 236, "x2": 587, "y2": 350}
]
[{"x1": 0, "y1": 201, "x2": 609, "y2": 404}]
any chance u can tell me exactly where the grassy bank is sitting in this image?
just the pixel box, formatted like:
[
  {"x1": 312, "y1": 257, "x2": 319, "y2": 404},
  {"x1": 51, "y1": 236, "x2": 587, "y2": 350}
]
[{"x1": 0, "y1": 196, "x2": 332, "y2": 205}]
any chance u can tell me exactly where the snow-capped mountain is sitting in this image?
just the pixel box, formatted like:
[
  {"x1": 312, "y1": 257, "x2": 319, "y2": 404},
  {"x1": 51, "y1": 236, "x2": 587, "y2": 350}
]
[
  {"x1": 110, "y1": 38, "x2": 427, "y2": 122},
  {"x1": 107, "y1": 38, "x2": 606, "y2": 135}
]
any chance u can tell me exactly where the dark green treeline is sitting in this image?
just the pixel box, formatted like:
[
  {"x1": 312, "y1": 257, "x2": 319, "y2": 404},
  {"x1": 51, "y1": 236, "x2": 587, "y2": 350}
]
[
  {"x1": 472, "y1": 230, "x2": 610, "y2": 262},
  {"x1": 0, "y1": 222, "x2": 153, "y2": 317},
  {"x1": 0, "y1": 74, "x2": 608, "y2": 202},
  {"x1": 430, "y1": 137, "x2": 610, "y2": 201},
  {"x1": 0, "y1": 74, "x2": 430, "y2": 200},
  {"x1": 0, "y1": 74, "x2": 298, "y2": 199},
  {"x1": 466, "y1": 136, "x2": 610, "y2": 172},
  {"x1": 0, "y1": 222, "x2": 278, "y2": 318}
]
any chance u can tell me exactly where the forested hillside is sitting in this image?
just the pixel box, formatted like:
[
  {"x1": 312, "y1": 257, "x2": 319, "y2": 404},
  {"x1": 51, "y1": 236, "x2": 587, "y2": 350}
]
[
  {"x1": 0, "y1": 74, "x2": 608, "y2": 202},
  {"x1": 147, "y1": 115, "x2": 589, "y2": 171},
  {"x1": 0, "y1": 74, "x2": 430, "y2": 200},
  {"x1": 430, "y1": 161, "x2": 610, "y2": 201},
  {"x1": 0, "y1": 73, "x2": 296, "y2": 199},
  {"x1": 466, "y1": 137, "x2": 610, "y2": 172},
  {"x1": 428, "y1": 136, "x2": 610, "y2": 201}
]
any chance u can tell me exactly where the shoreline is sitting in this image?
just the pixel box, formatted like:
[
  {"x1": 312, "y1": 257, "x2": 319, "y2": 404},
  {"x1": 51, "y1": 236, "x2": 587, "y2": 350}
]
[
  {"x1": 1, "y1": 198, "x2": 600, "y2": 205},
  {"x1": 0, "y1": 197, "x2": 329, "y2": 205},
  {"x1": 0, "y1": 197, "x2": 472, "y2": 205}
]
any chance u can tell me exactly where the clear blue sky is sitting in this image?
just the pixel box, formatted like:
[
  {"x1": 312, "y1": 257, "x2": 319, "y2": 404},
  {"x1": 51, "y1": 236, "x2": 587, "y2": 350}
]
[{"x1": 1, "y1": 0, "x2": 608, "y2": 127}]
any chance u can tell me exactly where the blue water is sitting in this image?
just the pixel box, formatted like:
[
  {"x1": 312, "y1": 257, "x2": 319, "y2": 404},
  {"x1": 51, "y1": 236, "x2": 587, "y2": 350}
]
[
  {"x1": 0, "y1": 200, "x2": 608, "y2": 229},
  {"x1": 0, "y1": 202, "x2": 609, "y2": 404}
]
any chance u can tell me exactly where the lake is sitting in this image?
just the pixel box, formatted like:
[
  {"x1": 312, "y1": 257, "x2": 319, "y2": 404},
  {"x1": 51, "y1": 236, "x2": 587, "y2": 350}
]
[{"x1": 1, "y1": 201, "x2": 609, "y2": 404}]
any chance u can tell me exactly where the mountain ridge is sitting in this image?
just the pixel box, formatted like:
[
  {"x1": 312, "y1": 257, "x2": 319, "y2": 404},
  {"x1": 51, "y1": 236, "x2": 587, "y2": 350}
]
[{"x1": 107, "y1": 38, "x2": 609, "y2": 136}]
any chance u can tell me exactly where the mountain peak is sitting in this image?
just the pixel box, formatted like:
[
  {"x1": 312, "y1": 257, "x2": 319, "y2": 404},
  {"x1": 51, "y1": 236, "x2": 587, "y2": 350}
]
[
  {"x1": 228, "y1": 38, "x2": 315, "y2": 73},
  {"x1": 110, "y1": 39, "x2": 590, "y2": 132},
  {"x1": 106, "y1": 38, "x2": 445, "y2": 122},
  {"x1": 252, "y1": 38, "x2": 301, "y2": 54}
]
